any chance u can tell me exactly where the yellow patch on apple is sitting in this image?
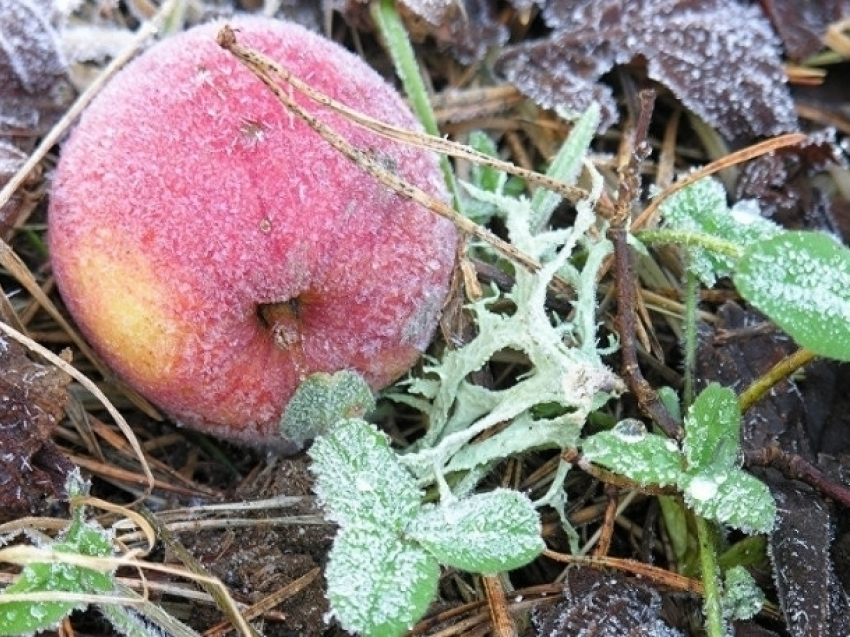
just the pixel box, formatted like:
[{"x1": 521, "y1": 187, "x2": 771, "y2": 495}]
[{"x1": 70, "y1": 244, "x2": 183, "y2": 388}]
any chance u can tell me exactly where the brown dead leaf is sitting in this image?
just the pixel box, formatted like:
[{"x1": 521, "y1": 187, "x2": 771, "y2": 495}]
[
  {"x1": 0, "y1": 141, "x2": 34, "y2": 239},
  {"x1": 735, "y1": 130, "x2": 842, "y2": 234},
  {"x1": 0, "y1": 333, "x2": 74, "y2": 523}
]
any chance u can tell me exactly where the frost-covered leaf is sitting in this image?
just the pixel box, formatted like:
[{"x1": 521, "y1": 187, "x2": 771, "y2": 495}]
[
  {"x1": 734, "y1": 231, "x2": 850, "y2": 362},
  {"x1": 325, "y1": 525, "x2": 439, "y2": 637},
  {"x1": 768, "y1": 480, "x2": 837, "y2": 637},
  {"x1": 280, "y1": 370, "x2": 375, "y2": 442},
  {"x1": 495, "y1": 0, "x2": 798, "y2": 140},
  {"x1": 682, "y1": 470, "x2": 776, "y2": 533},
  {"x1": 309, "y1": 419, "x2": 421, "y2": 530},
  {"x1": 723, "y1": 566, "x2": 764, "y2": 621},
  {"x1": 0, "y1": 0, "x2": 72, "y2": 132},
  {"x1": 659, "y1": 177, "x2": 781, "y2": 286},
  {"x1": 683, "y1": 383, "x2": 740, "y2": 474},
  {"x1": 408, "y1": 489, "x2": 543, "y2": 574},
  {"x1": 0, "y1": 489, "x2": 115, "y2": 636},
  {"x1": 461, "y1": 130, "x2": 512, "y2": 224},
  {"x1": 582, "y1": 420, "x2": 686, "y2": 488}
]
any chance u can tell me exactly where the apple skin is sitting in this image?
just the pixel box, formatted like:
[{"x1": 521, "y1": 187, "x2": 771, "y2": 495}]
[{"x1": 48, "y1": 17, "x2": 457, "y2": 446}]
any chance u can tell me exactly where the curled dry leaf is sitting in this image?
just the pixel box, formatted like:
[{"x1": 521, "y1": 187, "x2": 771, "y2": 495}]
[
  {"x1": 0, "y1": 335, "x2": 74, "y2": 524},
  {"x1": 0, "y1": 0, "x2": 73, "y2": 133},
  {"x1": 496, "y1": 0, "x2": 799, "y2": 141}
]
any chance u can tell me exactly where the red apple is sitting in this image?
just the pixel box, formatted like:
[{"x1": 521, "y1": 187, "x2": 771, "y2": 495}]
[{"x1": 48, "y1": 16, "x2": 457, "y2": 446}]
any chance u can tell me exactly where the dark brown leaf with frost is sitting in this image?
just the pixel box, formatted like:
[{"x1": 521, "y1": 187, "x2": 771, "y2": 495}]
[
  {"x1": 0, "y1": 334, "x2": 74, "y2": 524},
  {"x1": 0, "y1": 0, "x2": 73, "y2": 134},
  {"x1": 533, "y1": 568, "x2": 683, "y2": 636},
  {"x1": 495, "y1": 0, "x2": 799, "y2": 141},
  {"x1": 325, "y1": 0, "x2": 507, "y2": 63},
  {"x1": 768, "y1": 480, "x2": 850, "y2": 637},
  {"x1": 735, "y1": 131, "x2": 842, "y2": 233},
  {"x1": 760, "y1": 0, "x2": 850, "y2": 61}
]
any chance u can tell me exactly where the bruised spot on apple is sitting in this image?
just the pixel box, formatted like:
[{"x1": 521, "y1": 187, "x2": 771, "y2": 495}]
[{"x1": 48, "y1": 16, "x2": 458, "y2": 446}]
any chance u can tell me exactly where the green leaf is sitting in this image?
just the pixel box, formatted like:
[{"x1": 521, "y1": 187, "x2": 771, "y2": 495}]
[
  {"x1": 684, "y1": 384, "x2": 740, "y2": 474},
  {"x1": 722, "y1": 565, "x2": 765, "y2": 621},
  {"x1": 659, "y1": 177, "x2": 780, "y2": 286},
  {"x1": 658, "y1": 496, "x2": 700, "y2": 577},
  {"x1": 582, "y1": 420, "x2": 686, "y2": 487},
  {"x1": 279, "y1": 370, "x2": 375, "y2": 442},
  {"x1": 309, "y1": 419, "x2": 421, "y2": 530},
  {"x1": 325, "y1": 526, "x2": 439, "y2": 637},
  {"x1": 468, "y1": 130, "x2": 503, "y2": 194},
  {"x1": 0, "y1": 519, "x2": 114, "y2": 636},
  {"x1": 408, "y1": 489, "x2": 543, "y2": 574},
  {"x1": 717, "y1": 536, "x2": 768, "y2": 572},
  {"x1": 682, "y1": 470, "x2": 776, "y2": 534},
  {"x1": 735, "y1": 231, "x2": 850, "y2": 361}
]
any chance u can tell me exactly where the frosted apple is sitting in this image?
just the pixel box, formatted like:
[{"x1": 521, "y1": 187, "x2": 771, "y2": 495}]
[{"x1": 48, "y1": 17, "x2": 457, "y2": 446}]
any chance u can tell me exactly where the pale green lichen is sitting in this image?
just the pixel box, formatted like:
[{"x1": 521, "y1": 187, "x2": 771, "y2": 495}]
[{"x1": 389, "y1": 106, "x2": 624, "y2": 519}]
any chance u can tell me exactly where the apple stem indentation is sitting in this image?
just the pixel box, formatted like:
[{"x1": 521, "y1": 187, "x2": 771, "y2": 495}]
[{"x1": 258, "y1": 299, "x2": 303, "y2": 350}]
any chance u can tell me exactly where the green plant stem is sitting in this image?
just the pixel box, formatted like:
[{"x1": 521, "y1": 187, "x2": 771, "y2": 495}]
[
  {"x1": 695, "y1": 514, "x2": 726, "y2": 637},
  {"x1": 738, "y1": 347, "x2": 817, "y2": 413},
  {"x1": 636, "y1": 228, "x2": 742, "y2": 259},
  {"x1": 370, "y1": 0, "x2": 462, "y2": 209},
  {"x1": 683, "y1": 268, "x2": 699, "y2": 407}
]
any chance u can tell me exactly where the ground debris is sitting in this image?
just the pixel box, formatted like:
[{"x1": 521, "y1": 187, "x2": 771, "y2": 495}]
[
  {"x1": 327, "y1": 0, "x2": 507, "y2": 63},
  {"x1": 533, "y1": 567, "x2": 683, "y2": 636}
]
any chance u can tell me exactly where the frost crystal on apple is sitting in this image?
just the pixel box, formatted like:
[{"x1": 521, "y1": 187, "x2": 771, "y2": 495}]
[{"x1": 48, "y1": 17, "x2": 457, "y2": 445}]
